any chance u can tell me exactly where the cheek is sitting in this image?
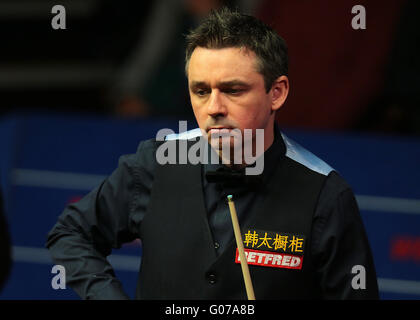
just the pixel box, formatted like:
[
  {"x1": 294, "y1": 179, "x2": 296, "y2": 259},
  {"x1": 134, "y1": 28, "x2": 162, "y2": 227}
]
[
  {"x1": 190, "y1": 96, "x2": 199, "y2": 112},
  {"x1": 191, "y1": 102, "x2": 206, "y2": 125},
  {"x1": 232, "y1": 103, "x2": 270, "y2": 130}
]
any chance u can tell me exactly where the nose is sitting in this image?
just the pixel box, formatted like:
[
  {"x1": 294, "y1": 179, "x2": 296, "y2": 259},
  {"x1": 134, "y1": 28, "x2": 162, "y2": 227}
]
[{"x1": 207, "y1": 90, "x2": 227, "y2": 118}]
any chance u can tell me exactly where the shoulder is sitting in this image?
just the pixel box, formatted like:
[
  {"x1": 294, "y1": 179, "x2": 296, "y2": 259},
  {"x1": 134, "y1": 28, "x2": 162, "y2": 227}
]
[
  {"x1": 116, "y1": 138, "x2": 162, "y2": 178},
  {"x1": 314, "y1": 170, "x2": 358, "y2": 236},
  {"x1": 163, "y1": 128, "x2": 203, "y2": 141},
  {"x1": 280, "y1": 132, "x2": 334, "y2": 177},
  {"x1": 119, "y1": 128, "x2": 203, "y2": 173},
  {"x1": 279, "y1": 131, "x2": 354, "y2": 209}
]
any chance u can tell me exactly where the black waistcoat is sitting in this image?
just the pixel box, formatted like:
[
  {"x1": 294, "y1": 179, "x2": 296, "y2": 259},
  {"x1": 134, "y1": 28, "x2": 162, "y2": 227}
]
[{"x1": 137, "y1": 141, "x2": 326, "y2": 299}]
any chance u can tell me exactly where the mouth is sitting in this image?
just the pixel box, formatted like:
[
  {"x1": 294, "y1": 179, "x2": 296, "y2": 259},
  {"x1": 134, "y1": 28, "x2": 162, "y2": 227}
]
[{"x1": 207, "y1": 126, "x2": 234, "y2": 133}]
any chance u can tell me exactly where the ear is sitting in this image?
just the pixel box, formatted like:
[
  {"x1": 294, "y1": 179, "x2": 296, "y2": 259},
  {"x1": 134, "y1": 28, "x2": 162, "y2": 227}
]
[{"x1": 270, "y1": 75, "x2": 289, "y2": 112}]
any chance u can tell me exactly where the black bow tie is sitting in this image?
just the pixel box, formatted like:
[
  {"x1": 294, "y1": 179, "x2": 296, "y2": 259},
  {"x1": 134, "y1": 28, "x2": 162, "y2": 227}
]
[{"x1": 205, "y1": 166, "x2": 263, "y2": 187}]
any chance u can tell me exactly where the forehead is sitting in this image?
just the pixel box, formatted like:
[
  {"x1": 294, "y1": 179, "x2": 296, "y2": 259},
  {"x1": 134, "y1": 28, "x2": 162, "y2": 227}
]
[{"x1": 187, "y1": 47, "x2": 261, "y2": 82}]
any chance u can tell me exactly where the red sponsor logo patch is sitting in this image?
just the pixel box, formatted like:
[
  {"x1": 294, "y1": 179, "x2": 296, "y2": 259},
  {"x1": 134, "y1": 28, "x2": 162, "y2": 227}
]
[{"x1": 235, "y1": 248, "x2": 303, "y2": 270}]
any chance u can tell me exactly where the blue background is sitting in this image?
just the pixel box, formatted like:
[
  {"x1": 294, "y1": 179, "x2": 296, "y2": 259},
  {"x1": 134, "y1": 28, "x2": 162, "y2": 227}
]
[{"x1": 0, "y1": 113, "x2": 419, "y2": 299}]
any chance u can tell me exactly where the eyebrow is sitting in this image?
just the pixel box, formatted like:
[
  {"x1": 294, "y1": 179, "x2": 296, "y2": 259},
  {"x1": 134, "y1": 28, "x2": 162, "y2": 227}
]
[{"x1": 189, "y1": 80, "x2": 250, "y2": 89}]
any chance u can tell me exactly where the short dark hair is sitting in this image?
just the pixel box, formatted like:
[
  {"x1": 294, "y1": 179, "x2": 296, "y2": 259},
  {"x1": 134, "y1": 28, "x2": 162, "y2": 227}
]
[{"x1": 185, "y1": 7, "x2": 288, "y2": 92}]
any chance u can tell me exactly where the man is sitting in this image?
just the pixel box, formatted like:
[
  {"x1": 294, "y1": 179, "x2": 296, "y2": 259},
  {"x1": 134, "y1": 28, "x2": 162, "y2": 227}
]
[{"x1": 46, "y1": 8, "x2": 379, "y2": 299}]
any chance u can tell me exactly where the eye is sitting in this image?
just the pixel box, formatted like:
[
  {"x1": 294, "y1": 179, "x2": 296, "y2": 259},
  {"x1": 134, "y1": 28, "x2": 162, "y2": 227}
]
[
  {"x1": 195, "y1": 88, "x2": 209, "y2": 96},
  {"x1": 224, "y1": 88, "x2": 243, "y2": 95}
]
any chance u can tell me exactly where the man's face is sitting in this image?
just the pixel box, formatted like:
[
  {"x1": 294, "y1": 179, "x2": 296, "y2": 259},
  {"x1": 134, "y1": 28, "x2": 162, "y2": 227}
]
[{"x1": 187, "y1": 47, "x2": 281, "y2": 158}]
